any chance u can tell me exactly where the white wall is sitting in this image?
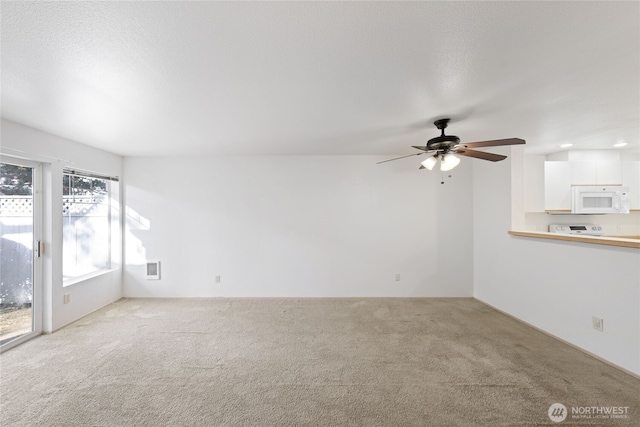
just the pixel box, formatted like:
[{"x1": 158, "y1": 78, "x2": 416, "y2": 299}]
[
  {"x1": 4, "y1": 118, "x2": 638, "y2": 375},
  {"x1": 1, "y1": 119, "x2": 123, "y2": 332},
  {"x1": 473, "y1": 146, "x2": 640, "y2": 375},
  {"x1": 8, "y1": 118, "x2": 637, "y2": 375},
  {"x1": 123, "y1": 155, "x2": 474, "y2": 297}
]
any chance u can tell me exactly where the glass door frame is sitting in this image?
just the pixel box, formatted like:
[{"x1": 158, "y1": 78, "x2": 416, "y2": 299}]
[{"x1": 0, "y1": 156, "x2": 43, "y2": 352}]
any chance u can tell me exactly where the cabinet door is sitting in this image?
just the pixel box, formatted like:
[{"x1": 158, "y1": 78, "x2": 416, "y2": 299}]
[
  {"x1": 597, "y1": 161, "x2": 623, "y2": 185},
  {"x1": 622, "y1": 161, "x2": 640, "y2": 209},
  {"x1": 544, "y1": 161, "x2": 571, "y2": 210},
  {"x1": 570, "y1": 162, "x2": 596, "y2": 185}
]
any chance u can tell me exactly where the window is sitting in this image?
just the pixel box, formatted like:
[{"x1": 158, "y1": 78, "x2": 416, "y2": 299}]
[{"x1": 62, "y1": 170, "x2": 117, "y2": 281}]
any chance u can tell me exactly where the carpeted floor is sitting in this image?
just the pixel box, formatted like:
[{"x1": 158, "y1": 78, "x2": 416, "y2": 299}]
[{"x1": 1, "y1": 298, "x2": 638, "y2": 426}]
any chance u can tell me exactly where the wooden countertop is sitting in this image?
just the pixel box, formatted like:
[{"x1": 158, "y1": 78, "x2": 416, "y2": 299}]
[{"x1": 508, "y1": 231, "x2": 640, "y2": 249}]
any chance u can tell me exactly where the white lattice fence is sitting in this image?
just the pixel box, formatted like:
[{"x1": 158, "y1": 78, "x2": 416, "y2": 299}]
[
  {"x1": 0, "y1": 197, "x2": 32, "y2": 216},
  {"x1": 0, "y1": 195, "x2": 107, "y2": 216},
  {"x1": 63, "y1": 195, "x2": 108, "y2": 216}
]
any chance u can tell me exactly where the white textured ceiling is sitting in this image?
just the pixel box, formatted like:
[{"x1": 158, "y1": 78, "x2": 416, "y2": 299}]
[{"x1": 1, "y1": 1, "x2": 638, "y2": 157}]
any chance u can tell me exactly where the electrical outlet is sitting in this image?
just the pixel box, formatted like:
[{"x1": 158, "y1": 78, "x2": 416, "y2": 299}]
[
  {"x1": 215, "y1": 275, "x2": 221, "y2": 284},
  {"x1": 63, "y1": 293, "x2": 71, "y2": 304},
  {"x1": 395, "y1": 273, "x2": 401, "y2": 281},
  {"x1": 592, "y1": 316, "x2": 604, "y2": 332}
]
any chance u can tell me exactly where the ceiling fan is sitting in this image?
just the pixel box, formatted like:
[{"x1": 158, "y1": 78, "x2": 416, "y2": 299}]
[{"x1": 378, "y1": 118, "x2": 525, "y2": 171}]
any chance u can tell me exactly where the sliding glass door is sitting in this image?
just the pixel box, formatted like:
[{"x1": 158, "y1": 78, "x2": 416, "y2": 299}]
[{"x1": 0, "y1": 158, "x2": 42, "y2": 350}]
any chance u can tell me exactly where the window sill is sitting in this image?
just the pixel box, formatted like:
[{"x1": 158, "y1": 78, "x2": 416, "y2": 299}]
[{"x1": 63, "y1": 268, "x2": 120, "y2": 287}]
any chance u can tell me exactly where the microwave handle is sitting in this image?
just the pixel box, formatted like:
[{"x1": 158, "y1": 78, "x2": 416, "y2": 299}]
[{"x1": 613, "y1": 195, "x2": 619, "y2": 210}]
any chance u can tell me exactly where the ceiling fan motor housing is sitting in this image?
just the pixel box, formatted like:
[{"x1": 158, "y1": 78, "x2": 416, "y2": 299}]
[
  {"x1": 426, "y1": 134, "x2": 460, "y2": 151},
  {"x1": 426, "y1": 118, "x2": 460, "y2": 150},
  {"x1": 376, "y1": 116, "x2": 524, "y2": 166}
]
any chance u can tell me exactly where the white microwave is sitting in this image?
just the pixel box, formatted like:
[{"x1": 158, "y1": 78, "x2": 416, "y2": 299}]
[{"x1": 571, "y1": 186, "x2": 629, "y2": 214}]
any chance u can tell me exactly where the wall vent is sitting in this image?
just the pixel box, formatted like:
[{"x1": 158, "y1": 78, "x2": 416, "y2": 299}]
[{"x1": 146, "y1": 261, "x2": 161, "y2": 280}]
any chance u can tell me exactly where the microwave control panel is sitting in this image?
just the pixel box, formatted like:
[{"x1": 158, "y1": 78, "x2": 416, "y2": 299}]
[{"x1": 549, "y1": 224, "x2": 604, "y2": 236}]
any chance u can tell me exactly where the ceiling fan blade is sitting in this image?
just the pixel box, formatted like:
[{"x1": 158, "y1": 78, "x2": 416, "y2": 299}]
[
  {"x1": 459, "y1": 138, "x2": 525, "y2": 148},
  {"x1": 411, "y1": 145, "x2": 430, "y2": 151},
  {"x1": 455, "y1": 148, "x2": 507, "y2": 162},
  {"x1": 377, "y1": 152, "x2": 426, "y2": 164}
]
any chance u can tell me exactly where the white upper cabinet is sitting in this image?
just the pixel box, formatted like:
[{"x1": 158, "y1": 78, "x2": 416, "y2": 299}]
[
  {"x1": 596, "y1": 161, "x2": 623, "y2": 185},
  {"x1": 569, "y1": 161, "x2": 622, "y2": 185},
  {"x1": 622, "y1": 161, "x2": 640, "y2": 209},
  {"x1": 570, "y1": 161, "x2": 596, "y2": 185},
  {"x1": 544, "y1": 160, "x2": 624, "y2": 210}
]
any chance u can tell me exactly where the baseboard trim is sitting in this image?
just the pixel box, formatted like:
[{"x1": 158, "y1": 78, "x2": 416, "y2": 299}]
[
  {"x1": 47, "y1": 297, "x2": 125, "y2": 334},
  {"x1": 474, "y1": 298, "x2": 640, "y2": 380}
]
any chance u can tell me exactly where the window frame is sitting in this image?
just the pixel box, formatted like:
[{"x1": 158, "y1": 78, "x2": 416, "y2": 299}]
[{"x1": 62, "y1": 169, "x2": 119, "y2": 285}]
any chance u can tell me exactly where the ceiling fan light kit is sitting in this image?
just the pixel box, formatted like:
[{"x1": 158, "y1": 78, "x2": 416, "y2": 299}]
[
  {"x1": 440, "y1": 153, "x2": 461, "y2": 171},
  {"x1": 378, "y1": 118, "x2": 525, "y2": 172},
  {"x1": 421, "y1": 155, "x2": 438, "y2": 170}
]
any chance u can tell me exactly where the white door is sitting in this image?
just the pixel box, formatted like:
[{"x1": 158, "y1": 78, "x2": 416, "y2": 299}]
[{"x1": 0, "y1": 157, "x2": 42, "y2": 351}]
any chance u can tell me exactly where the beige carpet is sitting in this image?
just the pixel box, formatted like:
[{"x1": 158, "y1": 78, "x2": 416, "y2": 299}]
[{"x1": 1, "y1": 298, "x2": 638, "y2": 426}]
